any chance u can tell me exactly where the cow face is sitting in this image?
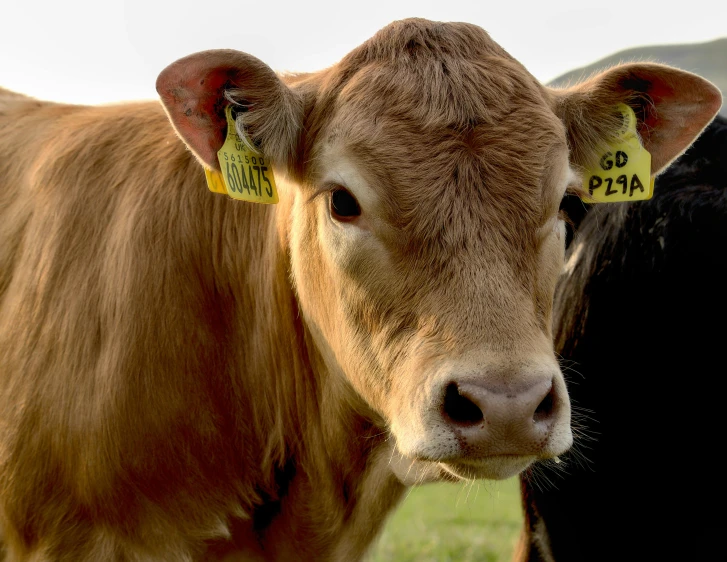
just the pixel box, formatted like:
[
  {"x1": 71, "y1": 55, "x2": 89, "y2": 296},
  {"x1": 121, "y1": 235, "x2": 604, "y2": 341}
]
[
  {"x1": 157, "y1": 19, "x2": 722, "y2": 482},
  {"x1": 286, "y1": 34, "x2": 573, "y2": 481}
]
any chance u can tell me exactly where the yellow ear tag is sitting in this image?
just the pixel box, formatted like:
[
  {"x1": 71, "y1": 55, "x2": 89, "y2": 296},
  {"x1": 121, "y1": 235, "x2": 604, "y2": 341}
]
[
  {"x1": 581, "y1": 103, "x2": 655, "y2": 203},
  {"x1": 204, "y1": 106, "x2": 279, "y2": 204}
]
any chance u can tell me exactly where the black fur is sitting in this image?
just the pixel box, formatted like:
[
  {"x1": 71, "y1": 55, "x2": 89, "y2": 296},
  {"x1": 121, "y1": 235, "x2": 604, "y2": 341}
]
[{"x1": 522, "y1": 115, "x2": 727, "y2": 561}]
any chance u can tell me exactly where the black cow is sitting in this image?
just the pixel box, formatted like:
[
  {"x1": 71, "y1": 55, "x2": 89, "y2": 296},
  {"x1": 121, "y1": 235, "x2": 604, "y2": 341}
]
[{"x1": 519, "y1": 115, "x2": 727, "y2": 562}]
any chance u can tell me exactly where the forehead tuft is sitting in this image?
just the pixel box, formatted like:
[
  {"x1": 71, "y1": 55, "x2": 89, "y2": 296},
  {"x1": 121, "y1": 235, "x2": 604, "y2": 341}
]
[
  {"x1": 330, "y1": 19, "x2": 552, "y2": 126},
  {"x1": 319, "y1": 18, "x2": 565, "y2": 175},
  {"x1": 344, "y1": 18, "x2": 512, "y2": 68}
]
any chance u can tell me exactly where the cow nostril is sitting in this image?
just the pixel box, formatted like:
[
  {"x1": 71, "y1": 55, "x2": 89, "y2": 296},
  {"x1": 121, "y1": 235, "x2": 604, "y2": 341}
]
[
  {"x1": 533, "y1": 385, "x2": 555, "y2": 422},
  {"x1": 443, "y1": 382, "x2": 484, "y2": 425}
]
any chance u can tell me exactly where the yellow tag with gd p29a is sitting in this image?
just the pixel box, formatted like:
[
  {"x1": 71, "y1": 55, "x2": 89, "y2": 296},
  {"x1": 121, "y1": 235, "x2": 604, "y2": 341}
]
[
  {"x1": 204, "y1": 106, "x2": 278, "y2": 204},
  {"x1": 581, "y1": 104, "x2": 655, "y2": 203}
]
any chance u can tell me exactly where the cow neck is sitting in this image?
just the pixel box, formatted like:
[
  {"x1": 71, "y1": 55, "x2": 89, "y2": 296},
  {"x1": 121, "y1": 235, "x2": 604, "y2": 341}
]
[
  {"x1": 204, "y1": 193, "x2": 305, "y2": 491},
  {"x1": 213, "y1": 197, "x2": 406, "y2": 560}
]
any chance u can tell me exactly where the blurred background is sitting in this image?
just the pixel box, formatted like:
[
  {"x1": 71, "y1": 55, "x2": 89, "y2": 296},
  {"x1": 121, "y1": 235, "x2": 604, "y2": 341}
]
[
  {"x1": 3, "y1": 1, "x2": 723, "y2": 560},
  {"x1": 1, "y1": 0, "x2": 725, "y2": 110}
]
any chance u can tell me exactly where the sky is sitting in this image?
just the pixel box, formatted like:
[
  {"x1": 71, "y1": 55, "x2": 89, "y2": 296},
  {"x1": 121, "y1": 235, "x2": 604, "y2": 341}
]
[{"x1": 2, "y1": 0, "x2": 725, "y2": 105}]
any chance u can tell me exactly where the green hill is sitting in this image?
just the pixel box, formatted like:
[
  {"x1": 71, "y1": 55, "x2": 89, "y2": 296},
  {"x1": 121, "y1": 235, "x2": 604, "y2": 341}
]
[{"x1": 549, "y1": 37, "x2": 727, "y2": 116}]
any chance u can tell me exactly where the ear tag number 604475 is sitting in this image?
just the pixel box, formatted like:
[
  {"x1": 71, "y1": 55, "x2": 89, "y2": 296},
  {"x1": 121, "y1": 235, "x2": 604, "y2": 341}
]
[{"x1": 204, "y1": 106, "x2": 279, "y2": 204}]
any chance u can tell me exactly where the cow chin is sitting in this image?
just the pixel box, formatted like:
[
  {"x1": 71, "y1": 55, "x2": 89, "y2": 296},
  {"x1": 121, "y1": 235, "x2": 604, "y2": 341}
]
[
  {"x1": 439, "y1": 456, "x2": 536, "y2": 481},
  {"x1": 388, "y1": 447, "x2": 536, "y2": 484}
]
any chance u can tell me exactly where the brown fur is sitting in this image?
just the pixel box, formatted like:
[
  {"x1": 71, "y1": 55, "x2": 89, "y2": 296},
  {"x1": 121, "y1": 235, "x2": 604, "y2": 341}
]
[{"x1": 0, "y1": 18, "x2": 720, "y2": 562}]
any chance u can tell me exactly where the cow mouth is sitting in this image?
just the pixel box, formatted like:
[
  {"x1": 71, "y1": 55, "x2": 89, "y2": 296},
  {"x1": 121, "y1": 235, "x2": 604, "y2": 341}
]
[
  {"x1": 438, "y1": 455, "x2": 537, "y2": 481},
  {"x1": 388, "y1": 445, "x2": 539, "y2": 484}
]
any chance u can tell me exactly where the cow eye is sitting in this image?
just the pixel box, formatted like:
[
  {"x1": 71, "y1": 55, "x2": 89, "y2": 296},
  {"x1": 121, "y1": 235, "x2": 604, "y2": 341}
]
[
  {"x1": 558, "y1": 184, "x2": 580, "y2": 223},
  {"x1": 330, "y1": 187, "x2": 361, "y2": 221},
  {"x1": 558, "y1": 186, "x2": 587, "y2": 247}
]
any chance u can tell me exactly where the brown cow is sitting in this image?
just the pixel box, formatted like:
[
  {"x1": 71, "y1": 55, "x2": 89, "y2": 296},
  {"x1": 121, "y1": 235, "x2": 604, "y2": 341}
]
[{"x1": 0, "y1": 18, "x2": 720, "y2": 562}]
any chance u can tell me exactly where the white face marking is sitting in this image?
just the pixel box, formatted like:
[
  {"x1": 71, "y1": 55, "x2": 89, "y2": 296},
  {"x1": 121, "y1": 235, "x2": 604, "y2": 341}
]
[
  {"x1": 561, "y1": 166, "x2": 579, "y2": 200},
  {"x1": 314, "y1": 145, "x2": 389, "y2": 269},
  {"x1": 555, "y1": 160, "x2": 579, "y2": 222},
  {"x1": 540, "y1": 157, "x2": 575, "y2": 239},
  {"x1": 319, "y1": 146, "x2": 380, "y2": 216}
]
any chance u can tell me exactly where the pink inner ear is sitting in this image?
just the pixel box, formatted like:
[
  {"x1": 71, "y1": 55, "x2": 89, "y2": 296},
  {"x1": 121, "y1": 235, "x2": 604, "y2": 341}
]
[
  {"x1": 628, "y1": 67, "x2": 722, "y2": 173},
  {"x1": 157, "y1": 61, "x2": 236, "y2": 169},
  {"x1": 637, "y1": 82, "x2": 673, "y2": 141}
]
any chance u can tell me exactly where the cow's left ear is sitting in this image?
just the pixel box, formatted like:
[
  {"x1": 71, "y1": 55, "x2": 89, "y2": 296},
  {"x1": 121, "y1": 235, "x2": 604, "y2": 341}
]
[
  {"x1": 550, "y1": 63, "x2": 722, "y2": 174},
  {"x1": 156, "y1": 49, "x2": 304, "y2": 172}
]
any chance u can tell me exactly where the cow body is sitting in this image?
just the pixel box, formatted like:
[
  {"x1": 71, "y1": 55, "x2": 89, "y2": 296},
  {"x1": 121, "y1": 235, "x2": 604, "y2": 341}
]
[
  {"x1": 0, "y1": 19, "x2": 720, "y2": 561},
  {"x1": 518, "y1": 116, "x2": 727, "y2": 561},
  {"x1": 0, "y1": 86, "x2": 413, "y2": 562}
]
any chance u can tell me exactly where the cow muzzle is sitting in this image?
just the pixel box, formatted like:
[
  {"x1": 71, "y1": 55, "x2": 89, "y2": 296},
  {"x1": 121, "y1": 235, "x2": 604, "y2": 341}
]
[{"x1": 390, "y1": 357, "x2": 572, "y2": 481}]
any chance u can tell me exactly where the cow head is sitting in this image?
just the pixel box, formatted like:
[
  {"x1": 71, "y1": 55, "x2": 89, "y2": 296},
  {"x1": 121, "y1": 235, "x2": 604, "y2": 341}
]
[{"x1": 157, "y1": 19, "x2": 721, "y2": 481}]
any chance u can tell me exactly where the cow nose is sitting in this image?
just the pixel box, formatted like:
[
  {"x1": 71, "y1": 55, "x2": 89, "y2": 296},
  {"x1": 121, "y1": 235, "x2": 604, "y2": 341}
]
[{"x1": 441, "y1": 378, "x2": 558, "y2": 454}]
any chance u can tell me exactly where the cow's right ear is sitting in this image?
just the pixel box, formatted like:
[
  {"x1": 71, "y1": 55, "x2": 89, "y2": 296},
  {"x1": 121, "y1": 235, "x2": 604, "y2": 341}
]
[{"x1": 156, "y1": 50, "x2": 304, "y2": 173}]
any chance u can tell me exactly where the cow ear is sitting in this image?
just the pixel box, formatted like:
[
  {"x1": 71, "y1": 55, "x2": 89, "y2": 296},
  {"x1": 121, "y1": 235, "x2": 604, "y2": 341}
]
[
  {"x1": 551, "y1": 63, "x2": 722, "y2": 174},
  {"x1": 156, "y1": 49, "x2": 303, "y2": 172}
]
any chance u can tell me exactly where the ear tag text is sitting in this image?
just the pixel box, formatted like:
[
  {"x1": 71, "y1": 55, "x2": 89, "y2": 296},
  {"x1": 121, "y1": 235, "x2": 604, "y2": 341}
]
[
  {"x1": 581, "y1": 103, "x2": 655, "y2": 203},
  {"x1": 204, "y1": 106, "x2": 279, "y2": 204}
]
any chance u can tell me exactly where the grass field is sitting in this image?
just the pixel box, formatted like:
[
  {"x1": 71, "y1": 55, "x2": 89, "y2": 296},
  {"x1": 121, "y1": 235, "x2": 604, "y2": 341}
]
[{"x1": 368, "y1": 477, "x2": 523, "y2": 562}]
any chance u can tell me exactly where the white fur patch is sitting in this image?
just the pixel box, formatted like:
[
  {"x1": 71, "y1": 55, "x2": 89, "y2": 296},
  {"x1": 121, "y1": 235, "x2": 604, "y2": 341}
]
[{"x1": 564, "y1": 241, "x2": 583, "y2": 275}]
